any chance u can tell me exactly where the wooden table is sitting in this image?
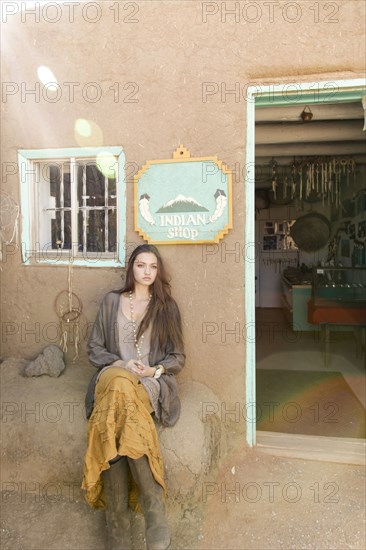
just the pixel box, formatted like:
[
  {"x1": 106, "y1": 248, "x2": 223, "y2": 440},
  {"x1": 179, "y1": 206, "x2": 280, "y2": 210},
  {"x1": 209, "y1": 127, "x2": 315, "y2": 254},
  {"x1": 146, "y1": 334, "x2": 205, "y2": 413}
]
[{"x1": 308, "y1": 298, "x2": 366, "y2": 367}]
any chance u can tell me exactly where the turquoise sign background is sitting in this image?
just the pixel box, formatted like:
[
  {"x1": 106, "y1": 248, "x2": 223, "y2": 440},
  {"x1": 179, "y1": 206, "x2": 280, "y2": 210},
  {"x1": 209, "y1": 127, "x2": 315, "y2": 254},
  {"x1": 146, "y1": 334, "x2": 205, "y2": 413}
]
[{"x1": 135, "y1": 155, "x2": 232, "y2": 244}]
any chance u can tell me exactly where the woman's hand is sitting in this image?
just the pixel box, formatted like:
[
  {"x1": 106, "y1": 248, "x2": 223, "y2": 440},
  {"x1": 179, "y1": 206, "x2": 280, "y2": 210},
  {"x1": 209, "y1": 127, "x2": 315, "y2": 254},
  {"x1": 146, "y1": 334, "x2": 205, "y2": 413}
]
[
  {"x1": 125, "y1": 360, "x2": 155, "y2": 378},
  {"x1": 138, "y1": 364, "x2": 156, "y2": 378},
  {"x1": 110, "y1": 359, "x2": 155, "y2": 377}
]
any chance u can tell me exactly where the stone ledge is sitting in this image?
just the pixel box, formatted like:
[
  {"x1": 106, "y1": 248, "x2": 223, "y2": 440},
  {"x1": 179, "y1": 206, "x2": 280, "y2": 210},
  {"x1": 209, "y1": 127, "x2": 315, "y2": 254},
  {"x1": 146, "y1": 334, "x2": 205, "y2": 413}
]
[
  {"x1": 158, "y1": 381, "x2": 225, "y2": 504},
  {"x1": 1, "y1": 359, "x2": 224, "y2": 505}
]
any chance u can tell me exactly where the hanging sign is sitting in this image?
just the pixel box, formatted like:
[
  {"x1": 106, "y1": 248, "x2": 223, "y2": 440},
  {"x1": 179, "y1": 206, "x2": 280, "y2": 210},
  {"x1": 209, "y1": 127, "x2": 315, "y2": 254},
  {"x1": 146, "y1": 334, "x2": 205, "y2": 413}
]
[{"x1": 134, "y1": 146, "x2": 232, "y2": 244}]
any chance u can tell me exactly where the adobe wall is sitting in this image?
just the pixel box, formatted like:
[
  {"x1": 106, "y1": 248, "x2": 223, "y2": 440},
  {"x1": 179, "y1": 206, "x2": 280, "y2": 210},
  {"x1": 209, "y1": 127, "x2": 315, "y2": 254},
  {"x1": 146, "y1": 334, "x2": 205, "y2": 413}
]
[{"x1": 1, "y1": 1, "x2": 365, "y2": 415}]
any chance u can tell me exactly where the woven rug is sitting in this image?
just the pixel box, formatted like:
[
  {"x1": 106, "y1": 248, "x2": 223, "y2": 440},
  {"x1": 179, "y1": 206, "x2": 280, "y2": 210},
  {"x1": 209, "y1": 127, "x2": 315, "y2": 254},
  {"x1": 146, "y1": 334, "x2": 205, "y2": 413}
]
[{"x1": 256, "y1": 369, "x2": 365, "y2": 438}]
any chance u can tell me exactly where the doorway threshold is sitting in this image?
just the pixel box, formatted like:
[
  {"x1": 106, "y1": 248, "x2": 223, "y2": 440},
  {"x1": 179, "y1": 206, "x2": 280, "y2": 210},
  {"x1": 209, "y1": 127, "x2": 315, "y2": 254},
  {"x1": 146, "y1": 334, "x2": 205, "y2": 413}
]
[{"x1": 256, "y1": 431, "x2": 366, "y2": 466}]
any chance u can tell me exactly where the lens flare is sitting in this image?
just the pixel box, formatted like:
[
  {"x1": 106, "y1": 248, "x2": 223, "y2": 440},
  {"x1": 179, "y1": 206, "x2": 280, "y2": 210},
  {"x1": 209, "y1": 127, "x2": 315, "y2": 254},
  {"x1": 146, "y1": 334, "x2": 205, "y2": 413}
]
[
  {"x1": 75, "y1": 118, "x2": 92, "y2": 137},
  {"x1": 37, "y1": 66, "x2": 58, "y2": 92},
  {"x1": 74, "y1": 119, "x2": 103, "y2": 147},
  {"x1": 96, "y1": 153, "x2": 117, "y2": 179}
]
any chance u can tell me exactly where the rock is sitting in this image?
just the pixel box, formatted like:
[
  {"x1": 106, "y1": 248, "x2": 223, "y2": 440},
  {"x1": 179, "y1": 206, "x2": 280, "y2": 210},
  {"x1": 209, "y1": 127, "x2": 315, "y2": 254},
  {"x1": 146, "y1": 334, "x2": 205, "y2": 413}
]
[
  {"x1": 23, "y1": 345, "x2": 65, "y2": 378},
  {"x1": 158, "y1": 381, "x2": 225, "y2": 504}
]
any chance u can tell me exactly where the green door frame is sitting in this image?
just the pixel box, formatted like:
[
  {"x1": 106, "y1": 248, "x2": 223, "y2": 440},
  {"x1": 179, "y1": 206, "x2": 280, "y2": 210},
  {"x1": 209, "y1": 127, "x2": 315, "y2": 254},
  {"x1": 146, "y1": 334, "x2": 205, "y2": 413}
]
[{"x1": 245, "y1": 78, "x2": 366, "y2": 447}]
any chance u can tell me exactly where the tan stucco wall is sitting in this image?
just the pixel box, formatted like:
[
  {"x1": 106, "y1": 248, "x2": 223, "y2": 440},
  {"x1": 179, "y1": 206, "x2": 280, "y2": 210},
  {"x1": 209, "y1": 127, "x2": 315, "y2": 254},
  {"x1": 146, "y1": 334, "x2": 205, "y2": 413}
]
[{"x1": 1, "y1": 1, "x2": 365, "y2": 416}]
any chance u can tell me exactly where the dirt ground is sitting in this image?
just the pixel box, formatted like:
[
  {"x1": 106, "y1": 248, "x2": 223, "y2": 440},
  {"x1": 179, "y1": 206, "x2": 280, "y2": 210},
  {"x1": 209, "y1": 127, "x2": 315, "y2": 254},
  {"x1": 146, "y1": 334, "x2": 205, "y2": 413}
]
[
  {"x1": 1, "y1": 450, "x2": 365, "y2": 550},
  {"x1": 195, "y1": 450, "x2": 366, "y2": 550},
  {"x1": 1, "y1": 357, "x2": 365, "y2": 550}
]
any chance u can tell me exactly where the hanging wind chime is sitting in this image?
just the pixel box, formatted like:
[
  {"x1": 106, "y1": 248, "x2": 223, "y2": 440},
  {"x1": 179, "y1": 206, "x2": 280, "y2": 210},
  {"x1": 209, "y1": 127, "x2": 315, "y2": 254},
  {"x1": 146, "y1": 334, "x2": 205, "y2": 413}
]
[{"x1": 270, "y1": 156, "x2": 356, "y2": 206}]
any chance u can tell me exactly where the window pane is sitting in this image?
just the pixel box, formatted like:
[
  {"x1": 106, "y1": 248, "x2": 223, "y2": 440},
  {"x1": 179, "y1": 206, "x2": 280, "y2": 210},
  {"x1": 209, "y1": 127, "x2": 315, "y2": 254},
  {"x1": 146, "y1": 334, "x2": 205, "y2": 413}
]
[
  {"x1": 51, "y1": 164, "x2": 61, "y2": 209},
  {"x1": 86, "y1": 164, "x2": 105, "y2": 207},
  {"x1": 50, "y1": 209, "x2": 71, "y2": 250},
  {"x1": 51, "y1": 212, "x2": 61, "y2": 249},
  {"x1": 78, "y1": 210, "x2": 84, "y2": 252},
  {"x1": 49, "y1": 165, "x2": 59, "y2": 198},
  {"x1": 64, "y1": 210, "x2": 72, "y2": 249},
  {"x1": 64, "y1": 172, "x2": 71, "y2": 209},
  {"x1": 109, "y1": 177, "x2": 116, "y2": 206},
  {"x1": 87, "y1": 210, "x2": 105, "y2": 253},
  {"x1": 108, "y1": 209, "x2": 117, "y2": 252},
  {"x1": 77, "y1": 164, "x2": 84, "y2": 204},
  {"x1": 48, "y1": 165, "x2": 60, "y2": 248}
]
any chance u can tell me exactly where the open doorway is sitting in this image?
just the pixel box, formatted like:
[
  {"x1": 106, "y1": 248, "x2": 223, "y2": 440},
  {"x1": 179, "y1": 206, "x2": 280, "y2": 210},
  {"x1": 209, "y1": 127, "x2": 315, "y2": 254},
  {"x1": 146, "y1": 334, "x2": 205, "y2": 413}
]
[{"x1": 245, "y1": 79, "x2": 366, "y2": 461}]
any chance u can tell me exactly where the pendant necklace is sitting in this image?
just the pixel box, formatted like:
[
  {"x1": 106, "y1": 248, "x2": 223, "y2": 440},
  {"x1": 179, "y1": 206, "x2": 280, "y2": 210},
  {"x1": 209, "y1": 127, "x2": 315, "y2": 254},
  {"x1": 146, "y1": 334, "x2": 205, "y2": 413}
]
[{"x1": 129, "y1": 291, "x2": 151, "y2": 361}]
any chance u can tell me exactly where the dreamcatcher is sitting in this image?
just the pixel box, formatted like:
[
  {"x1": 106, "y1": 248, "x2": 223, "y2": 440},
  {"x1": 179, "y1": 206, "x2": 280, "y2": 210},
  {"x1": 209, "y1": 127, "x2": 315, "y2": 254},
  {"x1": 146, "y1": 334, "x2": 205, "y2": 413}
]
[
  {"x1": 0, "y1": 192, "x2": 19, "y2": 262},
  {"x1": 54, "y1": 261, "x2": 83, "y2": 361}
]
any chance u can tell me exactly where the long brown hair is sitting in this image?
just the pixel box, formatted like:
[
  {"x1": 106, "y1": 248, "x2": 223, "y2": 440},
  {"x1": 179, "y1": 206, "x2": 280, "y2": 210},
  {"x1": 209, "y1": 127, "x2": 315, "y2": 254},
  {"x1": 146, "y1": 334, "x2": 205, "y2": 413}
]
[{"x1": 120, "y1": 244, "x2": 184, "y2": 353}]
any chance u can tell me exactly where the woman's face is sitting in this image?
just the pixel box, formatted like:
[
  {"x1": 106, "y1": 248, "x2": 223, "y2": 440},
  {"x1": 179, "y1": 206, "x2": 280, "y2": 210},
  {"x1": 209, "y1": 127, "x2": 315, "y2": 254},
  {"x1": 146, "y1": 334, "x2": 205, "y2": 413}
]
[{"x1": 133, "y1": 252, "x2": 158, "y2": 288}]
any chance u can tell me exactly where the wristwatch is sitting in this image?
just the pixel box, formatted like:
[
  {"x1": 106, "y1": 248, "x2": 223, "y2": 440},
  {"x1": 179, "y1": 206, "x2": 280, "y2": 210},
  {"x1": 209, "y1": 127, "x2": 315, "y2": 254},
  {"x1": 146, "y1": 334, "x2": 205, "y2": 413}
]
[{"x1": 154, "y1": 365, "x2": 164, "y2": 379}]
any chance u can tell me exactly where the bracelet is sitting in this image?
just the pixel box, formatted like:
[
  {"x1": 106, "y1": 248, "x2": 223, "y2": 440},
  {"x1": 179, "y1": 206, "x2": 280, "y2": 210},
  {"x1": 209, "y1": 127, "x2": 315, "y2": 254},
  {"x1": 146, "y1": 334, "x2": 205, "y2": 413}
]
[{"x1": 154, "y1": 365, "x2": 164, "y2": 379}]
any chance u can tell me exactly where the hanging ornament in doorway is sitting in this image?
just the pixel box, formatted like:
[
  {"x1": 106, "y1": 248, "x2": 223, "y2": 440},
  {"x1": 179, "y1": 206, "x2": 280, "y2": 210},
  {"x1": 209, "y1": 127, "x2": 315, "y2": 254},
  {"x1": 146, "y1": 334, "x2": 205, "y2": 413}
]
[{"x1": 300, "y1": 105, "x2": 313, "y2": 122}]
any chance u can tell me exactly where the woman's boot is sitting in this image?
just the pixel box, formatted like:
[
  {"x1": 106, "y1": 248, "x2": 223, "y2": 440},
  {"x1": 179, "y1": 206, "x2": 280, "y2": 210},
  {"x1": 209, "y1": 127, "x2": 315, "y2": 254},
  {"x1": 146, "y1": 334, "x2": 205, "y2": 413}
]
[
  {"x1": 127, "y1": 456, "x2": 171, "y2": 550},
  {"x1": 102, "y1": 457, "x2": 132, "y2": 550}
]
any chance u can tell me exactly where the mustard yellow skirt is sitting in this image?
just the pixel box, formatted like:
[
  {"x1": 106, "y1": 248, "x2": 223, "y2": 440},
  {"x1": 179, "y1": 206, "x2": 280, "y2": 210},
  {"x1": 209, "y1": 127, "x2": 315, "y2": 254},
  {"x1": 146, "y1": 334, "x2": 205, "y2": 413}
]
[{"x1": 81, "y1": 368, "x2": 166, "y2": 510}]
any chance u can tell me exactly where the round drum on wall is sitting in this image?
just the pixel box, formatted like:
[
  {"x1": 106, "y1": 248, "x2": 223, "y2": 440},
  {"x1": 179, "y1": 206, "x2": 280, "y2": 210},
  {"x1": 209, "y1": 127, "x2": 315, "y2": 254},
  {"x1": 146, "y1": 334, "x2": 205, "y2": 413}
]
[{"x1": 290, "y1": 212, "x2": 331, "y2": 252}]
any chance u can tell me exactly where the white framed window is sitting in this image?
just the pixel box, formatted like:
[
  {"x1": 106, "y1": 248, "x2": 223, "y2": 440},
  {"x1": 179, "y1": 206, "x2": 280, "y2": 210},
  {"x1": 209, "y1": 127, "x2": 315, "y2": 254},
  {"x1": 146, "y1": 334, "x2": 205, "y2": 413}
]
[{"x1": 18, "y1": 147, "x2": 126, "y2": 267}]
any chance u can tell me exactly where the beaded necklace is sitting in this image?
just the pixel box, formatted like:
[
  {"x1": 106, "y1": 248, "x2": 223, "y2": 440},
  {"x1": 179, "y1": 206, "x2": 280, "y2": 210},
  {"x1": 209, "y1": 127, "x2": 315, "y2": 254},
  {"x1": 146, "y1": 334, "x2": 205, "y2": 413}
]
[{"x1": 129, "y1": 291, "x2": 152, "y2": 361}]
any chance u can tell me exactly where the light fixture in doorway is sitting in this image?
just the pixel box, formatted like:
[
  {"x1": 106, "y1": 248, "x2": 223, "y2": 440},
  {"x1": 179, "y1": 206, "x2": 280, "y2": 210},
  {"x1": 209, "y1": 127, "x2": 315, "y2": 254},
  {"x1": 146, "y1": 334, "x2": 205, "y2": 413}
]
[{"x1": 300, "y1": 105, "x2": 313, "y2": 122}]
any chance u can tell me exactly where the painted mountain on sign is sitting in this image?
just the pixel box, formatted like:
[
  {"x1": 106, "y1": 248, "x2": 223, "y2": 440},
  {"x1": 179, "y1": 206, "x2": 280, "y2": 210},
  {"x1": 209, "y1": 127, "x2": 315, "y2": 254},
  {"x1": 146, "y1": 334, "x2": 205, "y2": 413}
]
[{"x1": 156, "y1": 194, "x2": 209, "y2": 213}]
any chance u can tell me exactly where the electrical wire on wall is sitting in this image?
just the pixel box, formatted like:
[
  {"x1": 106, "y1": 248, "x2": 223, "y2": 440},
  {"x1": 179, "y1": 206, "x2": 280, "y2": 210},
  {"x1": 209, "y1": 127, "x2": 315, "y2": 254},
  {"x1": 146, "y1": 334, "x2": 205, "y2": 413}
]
[{"x1": 0, "y1": 192, "x2": 19, "y2": 264}]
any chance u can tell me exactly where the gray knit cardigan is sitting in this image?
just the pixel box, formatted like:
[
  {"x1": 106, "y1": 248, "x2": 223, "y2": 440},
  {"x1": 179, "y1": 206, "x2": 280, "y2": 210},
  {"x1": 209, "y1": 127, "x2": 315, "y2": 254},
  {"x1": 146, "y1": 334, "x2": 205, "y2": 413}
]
[{"x1": 85, "y1": 291, "x2": 185, "y2": 427}]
